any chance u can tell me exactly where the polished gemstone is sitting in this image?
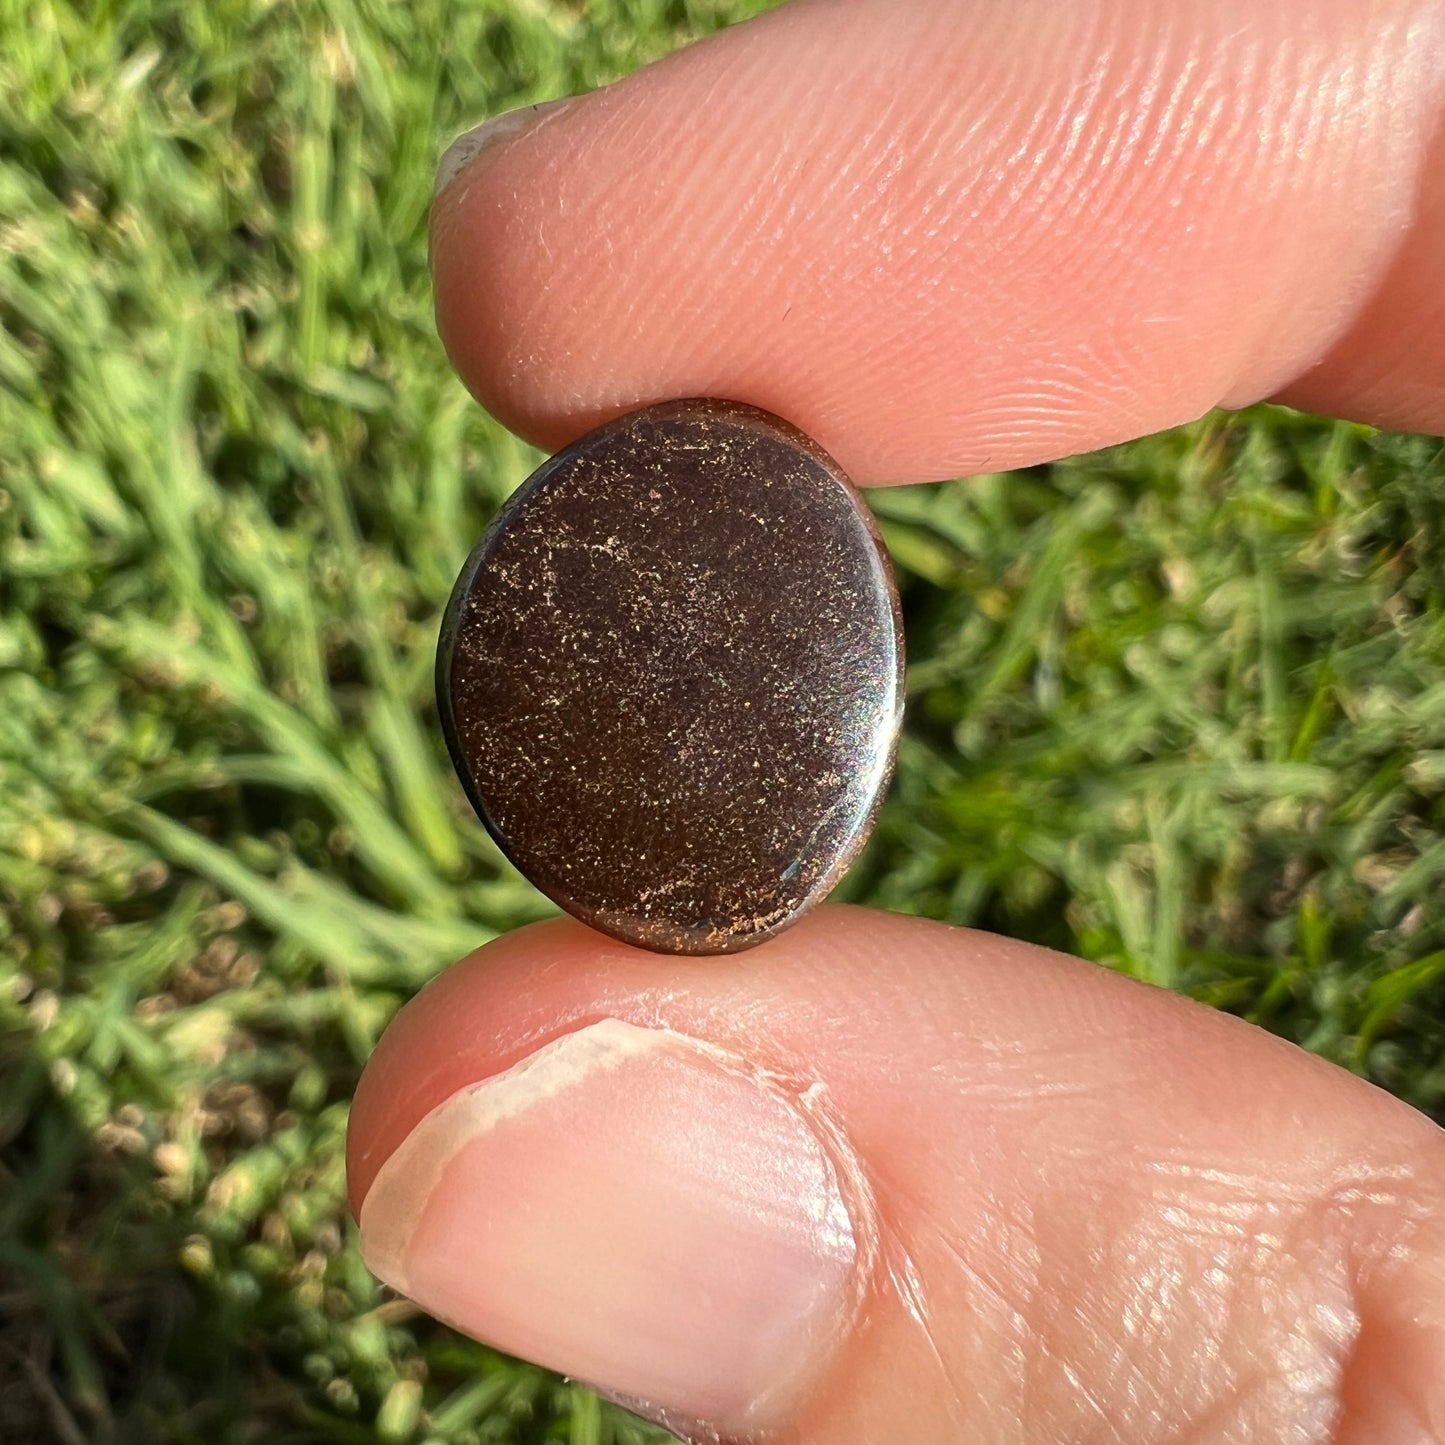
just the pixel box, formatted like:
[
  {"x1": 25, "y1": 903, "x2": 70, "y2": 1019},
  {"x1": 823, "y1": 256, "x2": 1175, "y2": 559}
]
[{"x1": 437, "y1": 398, "x2": 903, "y2": 955}]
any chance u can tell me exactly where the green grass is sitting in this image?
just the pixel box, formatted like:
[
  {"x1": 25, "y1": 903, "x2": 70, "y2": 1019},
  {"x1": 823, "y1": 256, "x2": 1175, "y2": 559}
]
[{"x1": 1, "y1": 0, "x2": 1443, "y2": 1440}]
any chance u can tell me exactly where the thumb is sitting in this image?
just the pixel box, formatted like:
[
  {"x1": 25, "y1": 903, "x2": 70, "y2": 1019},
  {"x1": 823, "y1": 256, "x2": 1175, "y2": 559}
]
[{"x1": 346, "y1": 907, "x2": 1445, "y2": 1443}]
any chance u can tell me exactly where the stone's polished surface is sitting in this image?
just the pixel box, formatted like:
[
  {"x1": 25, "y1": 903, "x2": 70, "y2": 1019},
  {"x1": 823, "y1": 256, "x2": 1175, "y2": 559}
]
[{"x1": 438, "y1": 398, "x2": 904, "y2": 955}]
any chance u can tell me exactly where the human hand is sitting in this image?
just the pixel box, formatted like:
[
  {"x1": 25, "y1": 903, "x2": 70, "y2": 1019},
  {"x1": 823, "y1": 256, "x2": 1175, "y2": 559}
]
[{"x1": 348, "y1": 1, "x2": 1445, "y2": 1440}]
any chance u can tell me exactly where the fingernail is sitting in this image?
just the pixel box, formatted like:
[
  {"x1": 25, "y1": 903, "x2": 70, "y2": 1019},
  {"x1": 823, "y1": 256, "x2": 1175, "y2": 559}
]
[
  {"x1": 435, "y1": 99, "x2": 574, "y2": 199},
  {"x1": 358, "y1": 1018, "x2": 861, "y2": 1436}
]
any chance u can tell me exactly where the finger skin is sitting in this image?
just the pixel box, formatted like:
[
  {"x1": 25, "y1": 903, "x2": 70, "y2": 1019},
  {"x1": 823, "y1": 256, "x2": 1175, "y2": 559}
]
[
  {"x1": 430, "y1": 0, "x2": 1445, "y2": 486},
  {"x1": 348, "y1": 907, "x2": 1445, "y2": 1443},
  {"x1": 1279, "y1": 107, "x2": 1445, "y2": 428}
]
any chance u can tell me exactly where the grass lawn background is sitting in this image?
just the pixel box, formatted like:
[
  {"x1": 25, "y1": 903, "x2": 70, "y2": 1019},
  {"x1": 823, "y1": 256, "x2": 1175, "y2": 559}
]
[{"x1": 1, "y1": 0, "x2": 1442, "y2": 1440}]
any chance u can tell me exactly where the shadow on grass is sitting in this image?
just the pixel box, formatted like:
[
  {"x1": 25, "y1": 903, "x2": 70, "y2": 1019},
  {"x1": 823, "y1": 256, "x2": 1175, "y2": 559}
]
[
  {"x1": 1, "y1": 1039, "x2": 229, "y2": 1444},
  {"x1": 0, "y1": 1027, "x2": 660, "y2": 1445}
]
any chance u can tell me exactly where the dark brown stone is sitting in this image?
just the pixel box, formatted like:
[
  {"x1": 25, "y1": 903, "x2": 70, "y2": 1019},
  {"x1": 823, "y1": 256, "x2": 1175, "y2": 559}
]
[{"x1": 437, "y1": 398, "x2": 903, "y2": 955}]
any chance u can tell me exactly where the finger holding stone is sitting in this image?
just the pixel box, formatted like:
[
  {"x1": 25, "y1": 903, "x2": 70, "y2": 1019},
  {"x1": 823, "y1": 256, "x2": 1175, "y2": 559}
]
[
  {"x1": 430, "y1": 0, "x2": 1445, "y2": 485},
  {"x1": 348, "y1": 908, "x2": 1445, "y2": 1443}
]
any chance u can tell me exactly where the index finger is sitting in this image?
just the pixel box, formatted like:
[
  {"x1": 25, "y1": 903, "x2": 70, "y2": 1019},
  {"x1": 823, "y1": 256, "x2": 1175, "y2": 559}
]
[{"x1": 429, "y1": 0, "x2": 1445, "y2": 485}]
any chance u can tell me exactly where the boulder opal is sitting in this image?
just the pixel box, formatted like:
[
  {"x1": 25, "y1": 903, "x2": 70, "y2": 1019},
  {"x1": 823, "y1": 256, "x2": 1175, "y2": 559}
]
[{"x1": 437, "y1": 398, "x2": 903, "y2": 954}]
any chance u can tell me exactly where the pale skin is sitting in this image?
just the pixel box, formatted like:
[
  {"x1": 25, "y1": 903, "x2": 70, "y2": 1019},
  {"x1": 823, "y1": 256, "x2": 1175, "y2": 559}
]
[{"x1": 347, "y1": 0, "x2": 1445, "y2": 1439}]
